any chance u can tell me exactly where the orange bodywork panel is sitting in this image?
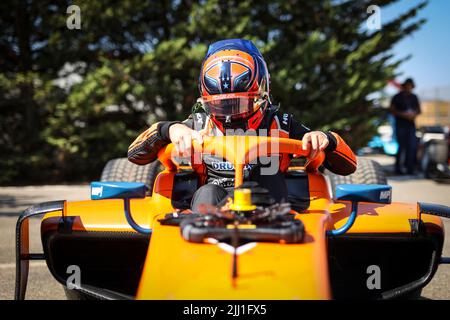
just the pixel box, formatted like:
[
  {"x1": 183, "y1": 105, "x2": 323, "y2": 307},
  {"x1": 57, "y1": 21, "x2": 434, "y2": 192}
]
[
  {"x1": 136, "y1": 169, "x2": 333, "y2": 299},
  {"x1": 41, "y1": 192, "x2": 174, "y2": 233},
  {"x1": 136, "y1": 211, "x2": 331, "y2": 300},
  {"x1": 329, "y1": 201, "x2": 444, "y2": 234}
]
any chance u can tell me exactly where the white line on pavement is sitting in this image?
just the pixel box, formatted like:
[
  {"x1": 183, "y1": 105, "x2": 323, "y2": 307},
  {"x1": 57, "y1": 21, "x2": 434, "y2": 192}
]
[{"x1": 0, "y1": 261, "x2": 47, "y2": 269}]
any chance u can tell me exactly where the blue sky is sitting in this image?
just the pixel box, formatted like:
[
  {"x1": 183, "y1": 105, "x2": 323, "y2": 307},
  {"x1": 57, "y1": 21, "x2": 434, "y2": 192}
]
[{"x1": 382, "y1": 0, "x2": 450, "y2": 91}]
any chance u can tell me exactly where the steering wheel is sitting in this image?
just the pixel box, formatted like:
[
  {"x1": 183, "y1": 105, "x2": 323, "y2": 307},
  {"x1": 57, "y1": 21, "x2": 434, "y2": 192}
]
[{"x1": 157, "y1": 136, "x2": 325, "y2": 187}]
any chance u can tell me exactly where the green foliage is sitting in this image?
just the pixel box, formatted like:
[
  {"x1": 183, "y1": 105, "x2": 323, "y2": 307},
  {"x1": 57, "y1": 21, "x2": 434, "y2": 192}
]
[{"x1": 0, "y1": 0, "x2": 427, "y2": 184}]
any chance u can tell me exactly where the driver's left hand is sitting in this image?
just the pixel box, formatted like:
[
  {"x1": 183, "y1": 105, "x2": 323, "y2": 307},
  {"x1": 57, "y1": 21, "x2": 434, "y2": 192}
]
[{"x1": 301, "y1": 131, "x2": 329, "y2": 159}]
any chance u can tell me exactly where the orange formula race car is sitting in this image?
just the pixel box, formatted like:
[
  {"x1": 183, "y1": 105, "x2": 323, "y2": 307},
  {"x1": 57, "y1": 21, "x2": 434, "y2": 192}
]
[{"x1": 15, "y1": 136, "x2": 450, "y2": 300}]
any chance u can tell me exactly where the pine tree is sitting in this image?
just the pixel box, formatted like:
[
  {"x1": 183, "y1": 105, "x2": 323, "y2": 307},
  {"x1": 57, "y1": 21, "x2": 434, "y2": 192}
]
[{"x1": 0, "y1": 0, "x2": 428, "y2": 183}]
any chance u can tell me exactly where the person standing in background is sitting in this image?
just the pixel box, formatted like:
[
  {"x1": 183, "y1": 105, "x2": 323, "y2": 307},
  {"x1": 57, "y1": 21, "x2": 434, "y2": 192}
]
[{"x1": 390, "y1": 78, "x2": 421, "y2": 175}]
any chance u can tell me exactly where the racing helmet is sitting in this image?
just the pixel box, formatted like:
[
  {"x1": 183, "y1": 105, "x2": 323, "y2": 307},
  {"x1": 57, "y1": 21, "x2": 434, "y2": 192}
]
[{"x1": 199, "y1": 39, "x2": 270, "y2": 130}]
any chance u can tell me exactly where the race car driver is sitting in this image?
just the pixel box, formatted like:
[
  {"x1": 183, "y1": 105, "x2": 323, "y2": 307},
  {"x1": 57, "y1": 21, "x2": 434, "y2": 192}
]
[{"x1": 128, "y1": 39, "x2": 357, "y2": 210}]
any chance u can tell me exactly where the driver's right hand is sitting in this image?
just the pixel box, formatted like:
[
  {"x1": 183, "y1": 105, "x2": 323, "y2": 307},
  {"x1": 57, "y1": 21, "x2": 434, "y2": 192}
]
[{"x1": 168, "y1": 123, "x2": 206, "y2": 157}]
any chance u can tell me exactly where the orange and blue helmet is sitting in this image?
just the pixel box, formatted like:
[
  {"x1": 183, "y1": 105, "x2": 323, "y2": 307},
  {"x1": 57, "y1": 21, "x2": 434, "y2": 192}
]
[{"x1": 199, "y1": 39, "x2": 270, "y2": 130}]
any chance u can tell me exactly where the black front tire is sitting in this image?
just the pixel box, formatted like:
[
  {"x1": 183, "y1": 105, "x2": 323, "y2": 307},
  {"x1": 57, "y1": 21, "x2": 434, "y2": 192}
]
[
  {"x1": 100, "y1": 158, "x2": 163, "y2": 195},
  {"x1": 326, "y1": 158, "x2": 388, "y2": 197}
]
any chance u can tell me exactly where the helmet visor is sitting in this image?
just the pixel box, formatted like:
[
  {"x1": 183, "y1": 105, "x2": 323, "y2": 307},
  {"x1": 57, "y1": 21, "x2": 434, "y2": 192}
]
[{"x1": 203, "y1": 97, "x2": 257, "y2": 120}]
